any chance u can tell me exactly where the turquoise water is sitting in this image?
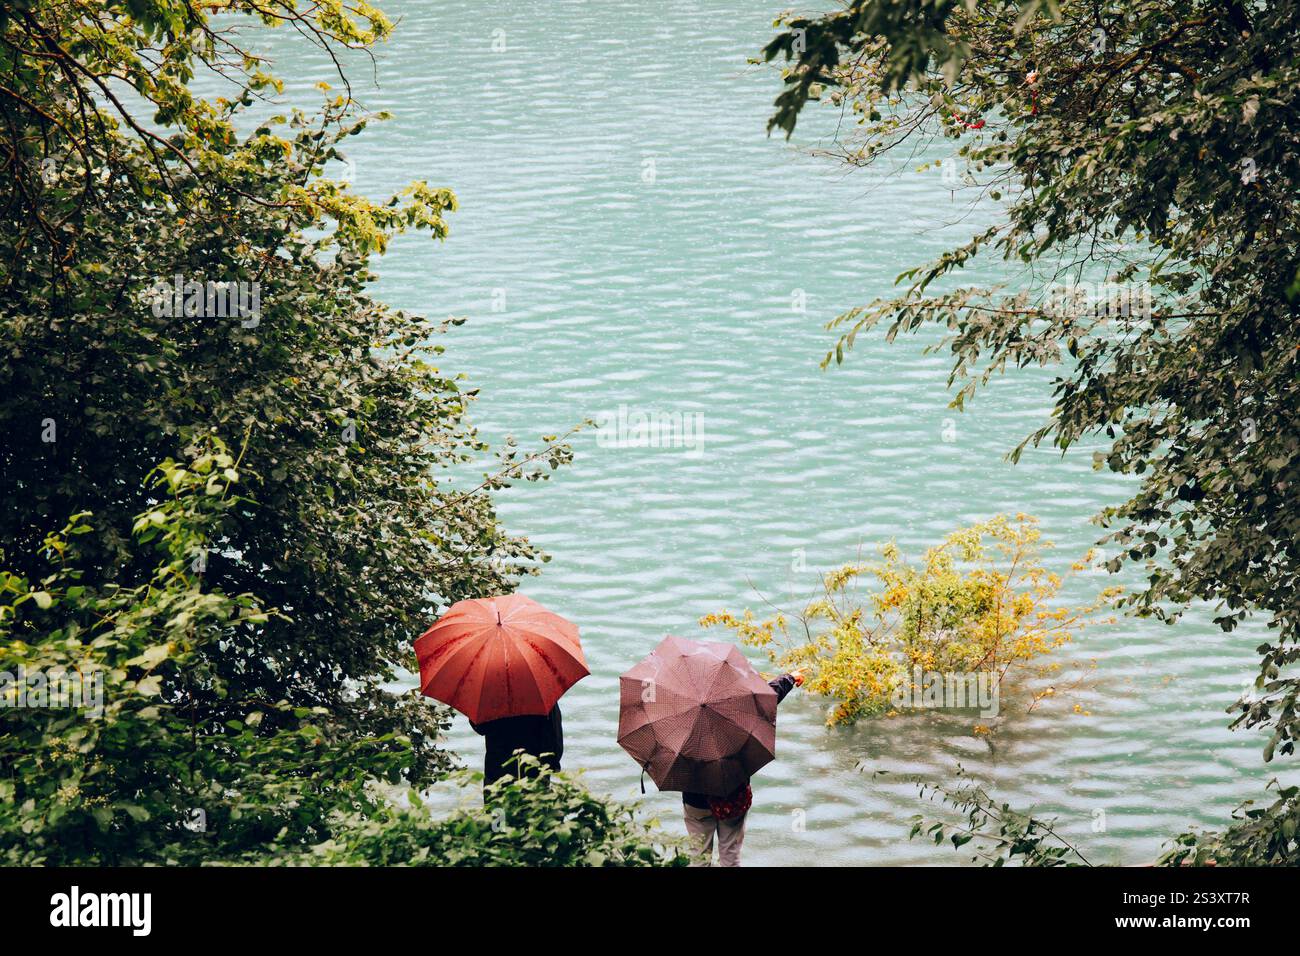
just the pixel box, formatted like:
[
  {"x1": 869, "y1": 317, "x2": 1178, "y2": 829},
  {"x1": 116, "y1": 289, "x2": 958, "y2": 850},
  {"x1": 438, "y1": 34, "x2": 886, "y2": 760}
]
[{"x1": 254, "y1": 0, "x2": 1279, "y2": 864}]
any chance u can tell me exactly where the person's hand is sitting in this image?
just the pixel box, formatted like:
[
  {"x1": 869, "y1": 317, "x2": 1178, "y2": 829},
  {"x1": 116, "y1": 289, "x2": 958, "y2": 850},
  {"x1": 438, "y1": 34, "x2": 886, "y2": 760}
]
[{"x1": 791, "y1": 670, "x2": 805, "y2": 687}]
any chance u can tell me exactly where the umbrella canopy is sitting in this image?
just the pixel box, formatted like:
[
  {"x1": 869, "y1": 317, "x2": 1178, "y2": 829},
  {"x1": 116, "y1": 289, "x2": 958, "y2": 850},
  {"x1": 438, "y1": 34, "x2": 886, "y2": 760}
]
[
  {"x1": 617, "y1": 635, "x2": 778, "y2": 797},
  {"x1": 414, "y1": 594, "x2": 588, "y2": 724}
]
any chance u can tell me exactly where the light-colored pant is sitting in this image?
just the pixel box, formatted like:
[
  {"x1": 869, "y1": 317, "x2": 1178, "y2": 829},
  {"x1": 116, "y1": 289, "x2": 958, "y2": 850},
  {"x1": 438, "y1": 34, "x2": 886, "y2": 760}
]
[{"x1": 683, "y1": 803, "x2": 747, "y2": 867}]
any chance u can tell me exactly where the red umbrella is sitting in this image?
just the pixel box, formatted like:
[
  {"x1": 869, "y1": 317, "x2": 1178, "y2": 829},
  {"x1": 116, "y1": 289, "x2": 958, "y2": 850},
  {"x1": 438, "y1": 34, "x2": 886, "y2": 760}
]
[
  {"x1": 414, "y1": 594, "x2": 588, "y2": 724},
  {"x1": 617, "y1": 635, "x2": 778, "y2": 796}
]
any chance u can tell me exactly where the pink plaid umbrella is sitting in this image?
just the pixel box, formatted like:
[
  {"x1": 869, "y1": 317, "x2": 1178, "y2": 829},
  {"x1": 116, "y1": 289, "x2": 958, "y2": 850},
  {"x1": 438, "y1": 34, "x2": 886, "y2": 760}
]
[{"x1": 617, "y1": 635, "x2": 779, "y2": 796}]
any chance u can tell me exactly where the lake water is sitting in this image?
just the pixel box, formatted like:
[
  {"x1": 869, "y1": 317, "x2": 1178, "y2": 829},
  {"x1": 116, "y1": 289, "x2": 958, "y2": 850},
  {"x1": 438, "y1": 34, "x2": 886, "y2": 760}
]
[{"x1": 254, "y1": 0, "x2": 1279, "y2": 864}]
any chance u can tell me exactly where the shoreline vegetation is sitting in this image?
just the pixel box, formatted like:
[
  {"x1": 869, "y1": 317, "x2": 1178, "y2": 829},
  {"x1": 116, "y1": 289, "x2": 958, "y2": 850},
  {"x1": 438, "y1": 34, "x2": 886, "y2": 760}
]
[
  {"x1": 1, "y1": 0, "x2": 1297, "y2": 868},
  {"x1": 756, "y1": 0, "x2": 1300, "y2": 866}
]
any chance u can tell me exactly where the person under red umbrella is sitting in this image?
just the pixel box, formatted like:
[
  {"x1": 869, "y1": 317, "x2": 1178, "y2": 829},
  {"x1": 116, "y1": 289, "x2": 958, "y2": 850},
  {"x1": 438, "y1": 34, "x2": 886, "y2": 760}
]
[
  {"x1": 415, "y1": 594, "x2": 588, "y2": 794},
  {"x1": 469, "y1": 706, "x2": 564, "y2": 788}
]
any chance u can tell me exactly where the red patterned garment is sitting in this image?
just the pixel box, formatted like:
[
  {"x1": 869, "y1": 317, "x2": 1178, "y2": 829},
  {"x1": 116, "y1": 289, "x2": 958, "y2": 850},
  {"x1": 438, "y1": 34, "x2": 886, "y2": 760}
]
[{"x1": 708, "y1": 783, "x2": 753, "y2": 821}]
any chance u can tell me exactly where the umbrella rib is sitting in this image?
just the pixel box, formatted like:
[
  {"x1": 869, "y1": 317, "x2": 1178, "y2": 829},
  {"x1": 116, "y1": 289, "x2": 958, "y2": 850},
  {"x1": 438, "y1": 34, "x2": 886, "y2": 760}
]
[
  {"x1": 705, "y1": 685, "x2": 772, "y2": 711},
  {"x1": 509, "y1": 634, "x2": 555, "y2": 714},
  {"x1": 521, "y1": 625, "x2": 584, "y2": 667},
  {"x1": 515, "y1": 618, "x2": 583, "y2": 660},
  {"x1": 419, "y1": 633, "x2": 484, "y2": 698},
  {"x1": 415, "y1": 631, "x2": 475, "y2": 675},
  {"x1": 520, "y1": 637, "x2": 569, "y2": 687},
  {"x1": 451, "y1": 637, "x2": 493, "y2": 713},
  {"x1": 701, "y1": 656, "x2": 736, "y2": 703}
]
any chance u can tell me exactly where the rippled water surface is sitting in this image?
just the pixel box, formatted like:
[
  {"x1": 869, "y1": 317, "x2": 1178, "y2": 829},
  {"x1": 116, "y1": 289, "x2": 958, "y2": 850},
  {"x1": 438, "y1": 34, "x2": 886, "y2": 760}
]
[{"x1": 251, "y1": 0, "x2": 1280, "y2": 864}]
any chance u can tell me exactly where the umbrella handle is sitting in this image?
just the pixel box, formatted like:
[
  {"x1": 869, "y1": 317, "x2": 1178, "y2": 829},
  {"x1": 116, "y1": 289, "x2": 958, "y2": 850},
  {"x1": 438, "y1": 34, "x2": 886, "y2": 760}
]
[{"x1": 640, "y1": 767, "x2": 646, "y2": 795}]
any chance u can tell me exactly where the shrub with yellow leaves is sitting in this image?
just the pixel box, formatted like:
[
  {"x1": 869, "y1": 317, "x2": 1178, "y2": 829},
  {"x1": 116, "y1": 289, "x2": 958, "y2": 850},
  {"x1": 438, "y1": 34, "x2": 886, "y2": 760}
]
[{"x1": 701, "y1": 515, "x2": 1119, "y2": 726}]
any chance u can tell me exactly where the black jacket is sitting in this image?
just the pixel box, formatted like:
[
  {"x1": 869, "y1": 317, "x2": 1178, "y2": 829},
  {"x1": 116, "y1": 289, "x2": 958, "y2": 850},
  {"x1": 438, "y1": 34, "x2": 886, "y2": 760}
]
[
  {"x1": 682, "y1": 673, "x2": 796, "y2": 810},
  {"x1": 470, "y1": 704, "x2": 563, "y2": 786}
]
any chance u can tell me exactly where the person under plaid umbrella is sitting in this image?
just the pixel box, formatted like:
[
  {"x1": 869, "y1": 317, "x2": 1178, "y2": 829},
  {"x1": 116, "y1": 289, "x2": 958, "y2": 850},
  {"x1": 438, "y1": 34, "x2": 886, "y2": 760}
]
[
  {"x1": 677, "y1": 669, "x2": 802, "y2": 866},
  {"x1": 617, "y1": 635, "x2": 803, "y2": 866}
]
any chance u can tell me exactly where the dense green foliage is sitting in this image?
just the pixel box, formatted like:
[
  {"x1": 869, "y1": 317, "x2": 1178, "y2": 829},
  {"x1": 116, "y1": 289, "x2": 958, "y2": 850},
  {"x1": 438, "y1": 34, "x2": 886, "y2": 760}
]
[
  {"x1": 763, "y1": 0, "x2": 1300, "y2": 861},
  {"x1": 0, "y1": 0, "x2": 608, "y2": 864},
  {"x1": 1, "y1": 460, "x2": 671, "y2": 865},
  {"x1": 301, "y1": 756, "x2": 687, "y2": 867},
  {"x1": 1, "y1": 445, "x2": 407, "y2": 864}
]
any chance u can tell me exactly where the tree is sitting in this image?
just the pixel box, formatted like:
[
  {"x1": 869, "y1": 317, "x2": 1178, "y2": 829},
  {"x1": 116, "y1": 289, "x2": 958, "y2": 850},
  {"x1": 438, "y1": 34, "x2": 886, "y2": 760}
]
[
  {"x1": 761, "y1": 0, "x2": 1300, "y2": 766},
  {"x1": 0, "y1": 1, "x2": 576, "y2": 860},
  {"x1": 0, "y1": 442, "x2": 399, "y2": 864}
]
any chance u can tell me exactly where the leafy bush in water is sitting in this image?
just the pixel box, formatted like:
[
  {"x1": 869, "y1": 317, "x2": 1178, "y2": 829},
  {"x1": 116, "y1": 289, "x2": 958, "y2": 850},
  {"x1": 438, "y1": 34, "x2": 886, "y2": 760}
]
[
  {"x1": 900, "y1": 769, "x2": 1093, "y2": 867},
  {"x1": 910, "y1": 771, "x2": 1300, "y2": 866},
  {"x1": 704, "y1": 515, "x2": 1116, "y2": 726}
]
